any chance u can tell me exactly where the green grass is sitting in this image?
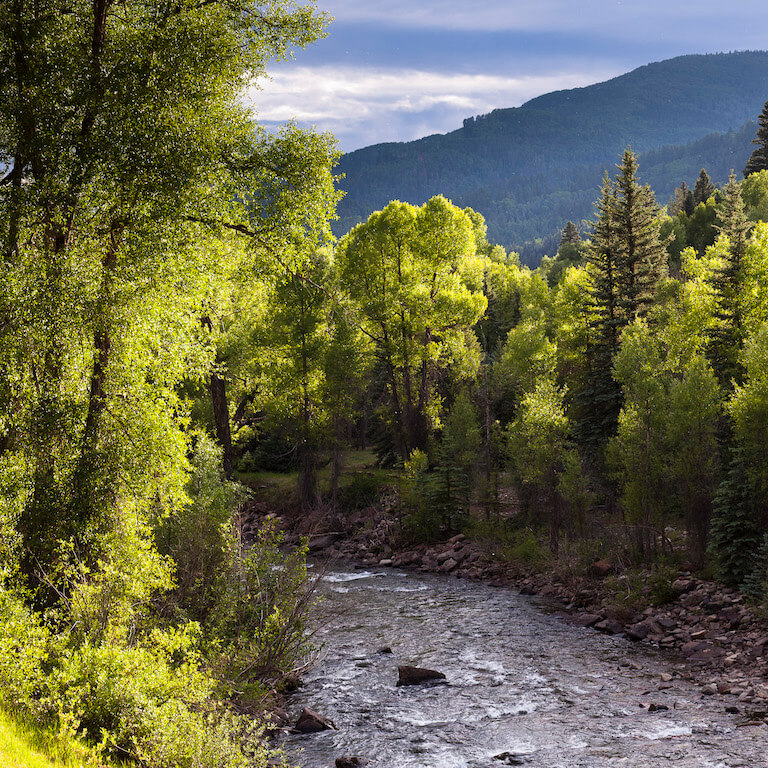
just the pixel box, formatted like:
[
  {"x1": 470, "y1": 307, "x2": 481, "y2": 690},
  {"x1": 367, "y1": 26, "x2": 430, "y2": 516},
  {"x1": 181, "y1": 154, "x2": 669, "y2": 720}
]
[
  {"x1": 0, "y1": 710, "x2": 102, "y2": 768},
  {"x1": 235, "y1": 449, "x2": 395, "y2": 502}
]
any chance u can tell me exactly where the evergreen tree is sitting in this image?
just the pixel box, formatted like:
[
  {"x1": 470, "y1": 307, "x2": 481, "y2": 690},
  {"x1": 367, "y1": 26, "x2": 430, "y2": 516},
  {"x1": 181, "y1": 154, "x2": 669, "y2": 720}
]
[
  {"x1": 669, "y1": 182, "x2": 694, "y2": 216},
  {"x1": 709, "y1": 445, "x2": 763, "y2": 587},
  {"x1": 577, "y1": 151, "x2": 667, "y2": 448},
  {"x1": 612, "y1": 150, "x2": 668, "y2": 321},
  {"x1": 560, "y1": 220, "x2": 580, "y2": 246},
  {"x1": 744, "y1": 101, "x2": 768, "y2": 177},
  {"x1": 707, "y1": 173, "x2": 752, "y2": 388},
  {"x1": 693, "y1": 168, "x2": 715, "y2": 205}
]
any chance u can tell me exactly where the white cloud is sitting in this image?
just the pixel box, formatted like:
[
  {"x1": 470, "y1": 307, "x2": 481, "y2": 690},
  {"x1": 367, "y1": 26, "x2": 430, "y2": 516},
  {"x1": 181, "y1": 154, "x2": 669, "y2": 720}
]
[{"x1": 245, "y1": 65, "x2": 618, "y2": 150}]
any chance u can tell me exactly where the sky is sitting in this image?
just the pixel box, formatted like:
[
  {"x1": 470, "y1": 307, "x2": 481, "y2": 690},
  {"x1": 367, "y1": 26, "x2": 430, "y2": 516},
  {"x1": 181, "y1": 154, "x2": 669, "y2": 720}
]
[{"x1": 246, "y1": 1, "x2": 768, "y2": 152}]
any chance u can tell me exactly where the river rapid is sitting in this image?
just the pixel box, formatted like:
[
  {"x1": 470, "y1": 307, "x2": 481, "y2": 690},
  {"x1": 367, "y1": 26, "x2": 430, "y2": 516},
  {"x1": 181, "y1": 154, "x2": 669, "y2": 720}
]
[{"x1": 279, "y1": 565, "x2": 766, "y2": 768}]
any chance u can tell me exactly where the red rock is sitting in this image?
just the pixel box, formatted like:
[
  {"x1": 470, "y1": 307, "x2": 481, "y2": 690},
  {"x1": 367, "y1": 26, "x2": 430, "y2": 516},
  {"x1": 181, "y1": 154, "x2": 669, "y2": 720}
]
[
  {"x1": 295, "y1": 708, "x2": 336, "y2": 733},
  {"x1": 595, "y1": 618, "x2": 625, "y2": 635},
  {"x1": 589, "y1": 559, "x2": 613, "y2": 578},
  {"x1": 573, "y1": 613, "x2": 602, "y2": 627},
  {"x1": 396, "y1": 665, "x2": 446, "y2": 686}
]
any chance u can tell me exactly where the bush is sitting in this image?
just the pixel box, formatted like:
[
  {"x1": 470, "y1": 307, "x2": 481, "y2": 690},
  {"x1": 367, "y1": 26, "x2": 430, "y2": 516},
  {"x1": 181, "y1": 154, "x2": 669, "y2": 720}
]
[
  {"x1": 157, "y1": 435, "x2": 318, "y2": 705},
  {"x1": 648, "y1": 565, "x2": 680, "y2": 606},
  {"x1": 0, "y1": 586, "x2": 49, "y2": 714},
  {"x1": 338, "y1": 472, "x2": 382, "y2": 510}
]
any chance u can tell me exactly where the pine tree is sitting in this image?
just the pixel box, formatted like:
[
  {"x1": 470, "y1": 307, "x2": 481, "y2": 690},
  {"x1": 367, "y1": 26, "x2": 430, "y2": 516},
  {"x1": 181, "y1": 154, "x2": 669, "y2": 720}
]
[
  {"x1": 744, "y1": 101, "x2": 768, "y2": 177},
  {"x1": 669, "y1": 182, "x2": 694, "y2": 216},
  {"x1": 707, "y1": 173, "x2": 752, "y2": 389},
  {"x1": 612, "y1": 150, "x2": 668, "y2": 322},
  {"x1": 693, "y1": 168, "x2": 715, "y2": 205},
  {"x1": 560, "y1": 220, "x2": 580, "y2": 246},
  {"x1": 576, "y1": 151, "x2": 667, "y2": 449},
  {"x1": 708, "y1": 445, "x2": 763, "y2": 587}
]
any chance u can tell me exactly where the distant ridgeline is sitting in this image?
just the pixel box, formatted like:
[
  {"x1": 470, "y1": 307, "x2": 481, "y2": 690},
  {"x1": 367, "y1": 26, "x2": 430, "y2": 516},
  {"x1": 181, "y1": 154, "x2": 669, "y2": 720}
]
[{"x1": 335, "y1": 51, "x2": 768, "y2": 265}]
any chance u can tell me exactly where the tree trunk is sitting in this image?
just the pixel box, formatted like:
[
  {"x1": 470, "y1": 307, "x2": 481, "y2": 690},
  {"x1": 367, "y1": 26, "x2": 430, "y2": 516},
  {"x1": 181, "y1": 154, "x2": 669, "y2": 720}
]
[{"x1": 210, "y1": 371, "x2": 233, "y2": 479}]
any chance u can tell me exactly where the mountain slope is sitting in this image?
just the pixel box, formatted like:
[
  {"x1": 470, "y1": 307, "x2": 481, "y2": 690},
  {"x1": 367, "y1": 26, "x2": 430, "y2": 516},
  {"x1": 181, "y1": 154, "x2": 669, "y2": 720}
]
[{"x1": 335, "y1": 51, "x2": 768, "y2": 256}]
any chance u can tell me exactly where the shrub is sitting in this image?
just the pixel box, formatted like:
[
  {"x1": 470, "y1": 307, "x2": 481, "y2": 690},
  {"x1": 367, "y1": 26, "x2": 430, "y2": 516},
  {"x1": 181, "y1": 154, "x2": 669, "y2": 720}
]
[
  {"x1": 0, "y1": 586, "x2": 50, "y2": 714},
  {"x1": 157, "y1": 435, "x2": 318, "y2": 705},
  {"x1": 338, "y1": 472, "x2": 382, "y2": 510}
]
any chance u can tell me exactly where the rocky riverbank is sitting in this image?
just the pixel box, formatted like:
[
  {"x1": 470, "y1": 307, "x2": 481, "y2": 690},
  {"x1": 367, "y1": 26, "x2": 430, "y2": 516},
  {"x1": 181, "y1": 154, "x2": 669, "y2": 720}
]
[{"x1": 243, "y1": 502, "x2": 768, "y2": 716}]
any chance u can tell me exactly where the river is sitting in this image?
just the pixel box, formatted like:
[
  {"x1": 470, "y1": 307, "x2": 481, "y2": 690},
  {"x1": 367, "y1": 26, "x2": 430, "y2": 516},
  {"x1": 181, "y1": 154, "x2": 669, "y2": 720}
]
[{"x1": 279, "y1": 565, "x2": 766, "y2": 767}]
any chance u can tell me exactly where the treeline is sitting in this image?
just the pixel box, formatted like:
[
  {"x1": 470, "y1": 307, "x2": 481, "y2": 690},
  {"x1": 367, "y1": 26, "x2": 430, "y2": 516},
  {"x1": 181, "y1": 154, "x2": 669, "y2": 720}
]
[
  {"x1": 335, "y1": 51, "x2": 768, "y2": 260},
  {"x1": 223, "y1": 149, "x2": 768, "y2": 599}
]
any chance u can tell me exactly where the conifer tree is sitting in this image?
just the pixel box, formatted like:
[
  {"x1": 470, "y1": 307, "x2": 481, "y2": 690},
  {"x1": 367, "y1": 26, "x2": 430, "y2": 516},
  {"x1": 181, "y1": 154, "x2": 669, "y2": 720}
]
[
  {"x1": 707, "y1": 173, "x2": 752, "y2": 388},
  {"x1": 612, "y1": 150, "x2": 668, "y2": 322},
  {"x1": 744, "y1": 101, "x2": 768, "y2": 177},
  {"x1": 669, "y1": 182, "x2": 694, "y2": 217},
  {"x1": 576, "y1": 151, "x2": 667, "y2": 449},
  {"x1": 560, "y1": 220, "x2": 580, "y2": 246},
  {"x1": 693, "y1": 168, "x2": 715, "y2": 205}
]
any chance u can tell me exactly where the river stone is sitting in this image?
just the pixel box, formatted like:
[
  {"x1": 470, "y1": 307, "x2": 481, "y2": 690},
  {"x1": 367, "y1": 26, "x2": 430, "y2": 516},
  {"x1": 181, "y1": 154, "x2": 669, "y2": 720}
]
[
  {"x1": 493, "y1": 752, "x2": 527, "y2": 765},
  {"x1": 594, "y1": 618, "x2": 625, "y2": 635},
  {"x1": 294, "y1": 708, "x2": 336, "y2": 733},
  {"x1": 307, "y1": 533, "x2": 339, "y2": 553},
  {"x1": 626, "y1": 621, "x2": 652, "y2": 641},
  {"x1": 396, "y1": 665, "x2": 446, "y2": 686},
  {"x1": 440, "y1": 557, "x2": 458, "y2": 573},
  {"x1": 336, "y1": 758, "x2": 367, "y2": 767},
  {"x1": 573, "y1": 613, "x2": 602, "y2": 627}
]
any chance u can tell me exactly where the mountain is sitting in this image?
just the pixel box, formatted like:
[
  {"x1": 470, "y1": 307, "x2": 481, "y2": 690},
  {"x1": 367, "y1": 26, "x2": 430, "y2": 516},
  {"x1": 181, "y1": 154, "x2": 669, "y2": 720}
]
[{"x1": 334, "y1": 52, "x2": 768, "y2": 262}]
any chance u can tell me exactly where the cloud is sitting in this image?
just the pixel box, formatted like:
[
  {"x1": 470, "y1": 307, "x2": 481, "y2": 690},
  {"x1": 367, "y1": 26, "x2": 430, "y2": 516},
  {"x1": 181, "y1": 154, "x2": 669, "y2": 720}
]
[{"x1": 246, "y1": 65, "x2": 619, "y2": 150}]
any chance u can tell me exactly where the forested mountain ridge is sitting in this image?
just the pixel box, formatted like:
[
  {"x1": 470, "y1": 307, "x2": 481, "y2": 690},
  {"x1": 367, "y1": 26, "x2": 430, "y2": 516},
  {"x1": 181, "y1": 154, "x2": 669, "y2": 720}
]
[{"x1": 336, "y1": 51, "x2": 768, "y2": 258}]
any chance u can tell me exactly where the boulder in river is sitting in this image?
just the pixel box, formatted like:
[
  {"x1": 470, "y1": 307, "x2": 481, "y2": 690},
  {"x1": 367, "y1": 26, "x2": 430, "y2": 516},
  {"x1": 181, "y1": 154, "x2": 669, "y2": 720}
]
[
  {"x1": 396, "y1": 665, "x2": 446, "y2": 686},
  {"x1": 336, "y1": 758, "x2": 368, "y2": 767},
  {"x1": 307, "y1": 533, "x2": 340, "y2": 553},
  {"x1": 594, "y1": 618, "x2": 625, "y2": 635},
  {"x1": 294, "y1": 707, "x2": 337, "y2": 733}
]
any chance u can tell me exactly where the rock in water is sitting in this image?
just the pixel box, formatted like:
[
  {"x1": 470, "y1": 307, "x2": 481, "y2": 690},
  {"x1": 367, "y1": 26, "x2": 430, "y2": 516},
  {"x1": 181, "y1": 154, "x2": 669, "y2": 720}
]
[
  {"x1": 294, "y1": 708, "x2": 336, "y2": 733},
  {"x1": 396, "y1": 665, "x2": 446, "y2": 686},
  {"x1": 336, "y1": 758, "x2": 368, "y2": 767}
]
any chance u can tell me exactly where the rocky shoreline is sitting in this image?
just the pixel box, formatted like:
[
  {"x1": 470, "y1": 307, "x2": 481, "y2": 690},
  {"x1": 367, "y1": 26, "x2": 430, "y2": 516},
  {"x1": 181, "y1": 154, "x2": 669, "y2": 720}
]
[{"x1": 245, "y1": 503, "x2": 768, "y2": 720}]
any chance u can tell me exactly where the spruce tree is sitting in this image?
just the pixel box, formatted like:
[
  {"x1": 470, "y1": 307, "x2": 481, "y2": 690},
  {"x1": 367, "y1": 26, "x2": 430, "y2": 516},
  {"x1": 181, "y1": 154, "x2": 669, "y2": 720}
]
[
  {"x1": 669, "y1": 182, "x2": 694, "y2": 217},
  {"x1": 577, "y1": 176, "x2": 623, "y2": 448},
  {"x1": 693, "y1": 168, "x2": 715, "y2": 205},
  {"x1": 744, "y1": 101, "x2": 768, "y2": 177},
  {"x1": 707, "y1": 173, "x2": 751, "y2": 389},
  {"x1": 577, "y1": 151, "x2": 666, "y2": 449},
  {"x1": 560, "y1": 220, "x2": 580, "y2": 246},
  {"x1": 612, "y1": 150, "x2": 668, "y2": 322},
  {"x1": 709, "y1": 445, "x2": 763, "y2": 587}
]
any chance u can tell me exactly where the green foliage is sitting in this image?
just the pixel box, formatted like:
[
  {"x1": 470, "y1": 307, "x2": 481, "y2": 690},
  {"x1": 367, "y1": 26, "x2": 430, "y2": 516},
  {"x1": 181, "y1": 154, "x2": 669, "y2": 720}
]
[
  {"x1": 399, "y1": 449, "x2": 437, "y2": 542},
  {"x1": 648, "y1": 565, "x2": 682, "y2": 607},
  {"x1": 157, "y1": 436, "x2": 316, "y2": 700},
  {"x1": 728, "y1": 322, "x2": 768, "y2": 503},
  {"x1": 427, "y1": 391, "x2": 481, "y2": 534},
  {"x1": 709, "y1": 446, "x2": 763, "y2": 588},
  {"x1": 744, "y1": 100, "x2": 768, "y2": 177},
  {"x1": 337, "y1": 473, "x2": 383, "y2": 510},
  {"x1": 337, "y1": 196, "x2": 487, "y2": 461},
  {"x1": 0, "y1": 587, "x2": 49, "y2": 714}
]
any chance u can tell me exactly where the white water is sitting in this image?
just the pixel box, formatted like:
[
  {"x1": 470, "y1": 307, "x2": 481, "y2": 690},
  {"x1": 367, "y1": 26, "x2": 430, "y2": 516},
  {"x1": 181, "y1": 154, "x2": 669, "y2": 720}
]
[{"x1": 279, "y1": 566, "x2": 766, "y2": 767}]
